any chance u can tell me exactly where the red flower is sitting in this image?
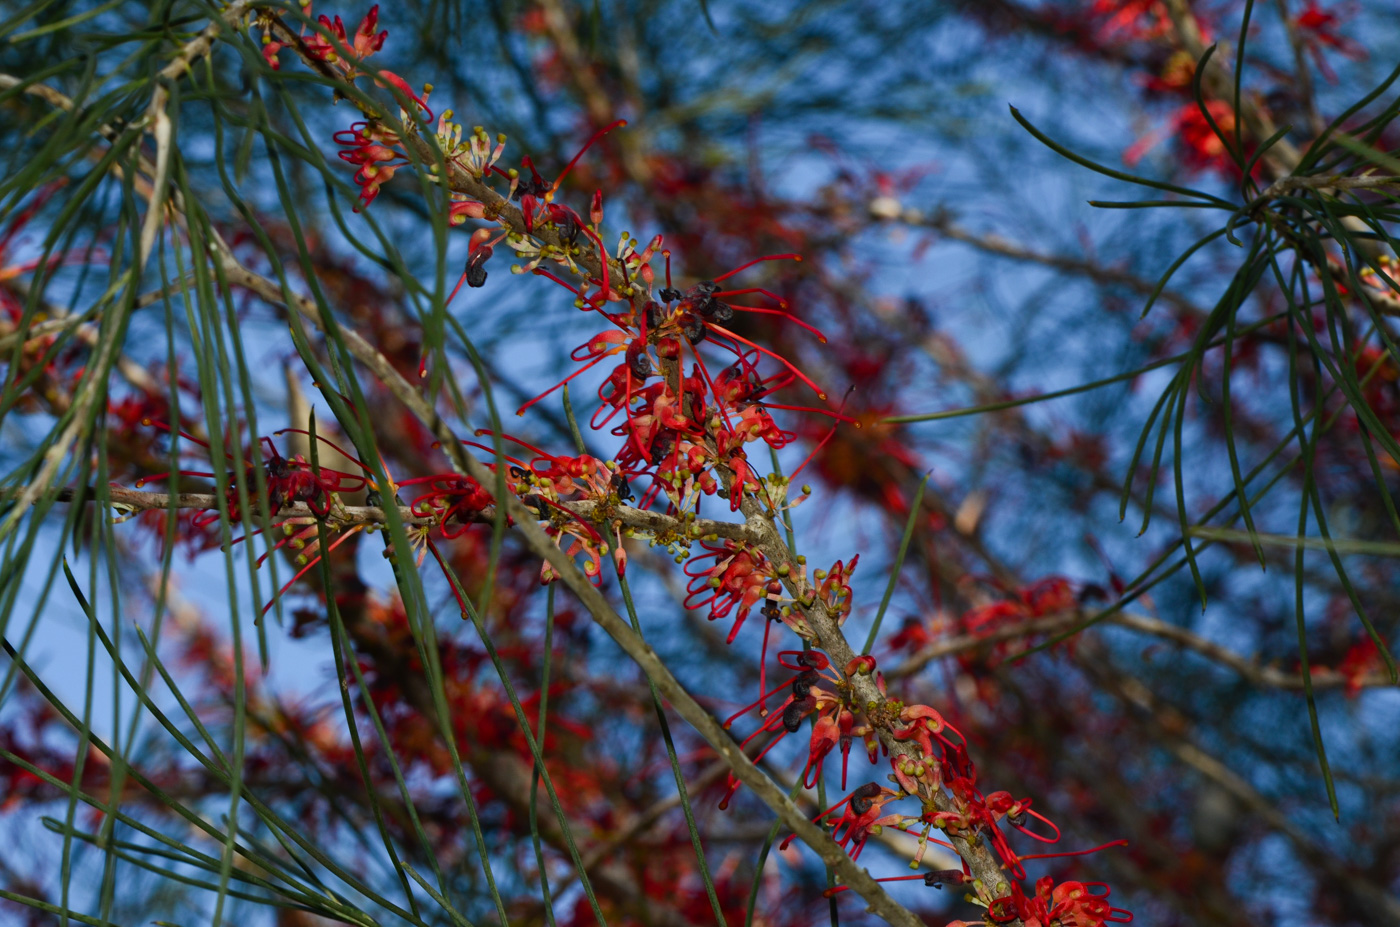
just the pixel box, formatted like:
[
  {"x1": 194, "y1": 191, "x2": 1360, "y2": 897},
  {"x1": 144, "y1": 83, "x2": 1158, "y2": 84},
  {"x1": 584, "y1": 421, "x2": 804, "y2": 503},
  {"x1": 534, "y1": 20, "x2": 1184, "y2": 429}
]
[
  {"x1": 1337, "y1": 637, "x2": 1383, "y2": 697},
  {"x1": 717, "y1": 650, "x2": 843, "y2": 808},
  {"x1": 1295, "y1": 2, "x2": 1366, "y2": 82},
  {"x1": 1089, "y1": 0, "x2": 1171, "y2": 41},
  {"x1": 1124, "y1": 100, "x2": 1243, "y2": 176},
  {"x1": 264, "y1": 4, "x2": 387, "y2": 75},
  {"x1": 684, "y1": 540, "x2": 772, "y2": 641},
  {"x1": 809, "y1": 782, "x2": 902, "y2": 861},
  {"x1": 987, "y1": 876, "x2": 1132, "y2": 927},
  {"x1": 333, "y1": 122, "x2": 408, "y2": 209}
]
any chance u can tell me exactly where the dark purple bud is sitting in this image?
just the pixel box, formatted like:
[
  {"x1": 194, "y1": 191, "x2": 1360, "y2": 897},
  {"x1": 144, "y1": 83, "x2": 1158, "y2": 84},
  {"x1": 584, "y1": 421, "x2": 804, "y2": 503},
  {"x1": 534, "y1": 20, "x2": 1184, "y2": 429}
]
[
  {"x1": 783, "y1": 696, "x2": 815, "y2": 732},
  {"x1": 466, "y1": 247, "x2": 491, "y2": 287},
  {"x1": 628, "y1": 348, "x2": 653, "y2": 379},
  {"x1": 682, "y1": 314, "x2": 706, "y2": 344},
  {"x1": 946, "y1": 742, "x2": 974, "y2": 779},
  {"x1": 924, "y1": 869, "x2": 966, "y2": 889},
  {"x1": 644, "y1": 300, "x2": 663, "y2": 330},
  {"x1": 556, "y1": 210, "x2": 581, "y2": 244},
  {"x1": 850, "y1": 782, "x2": 882, "y2": 816}
]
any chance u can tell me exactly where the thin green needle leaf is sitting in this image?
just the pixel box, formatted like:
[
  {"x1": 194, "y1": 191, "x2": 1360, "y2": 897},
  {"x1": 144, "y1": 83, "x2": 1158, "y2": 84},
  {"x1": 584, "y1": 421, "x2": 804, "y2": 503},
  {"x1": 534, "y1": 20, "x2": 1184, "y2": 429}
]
[
  {"x1": 58, "y1": 557, "x2": 99, "y2": 927},
  {"x1": 1219, "y1": 296, "x2": 1265, "y2": 567},
  {"x1": 745, "y1": 778, "x2": 807, "y2": 927},
  {"x1": 617, "y1": 571, "x2": 727, "y2": 927},
  {"x1": 767, "y1": 445, "x2": 798, "y2": 553},
  {"x1": 1009, "y1": 105, "x2": 1234, "y2": 206},
  {"x1": 1297, "y1": 59, "x2": 1400, "y2": 172},
  {"x1": 1138, "y1": 228, "x2": 1229, "y2": 318},
  {"x1": 1088, "y1": 199, "x2": 1231, "y2": 209},
  {"x1": 0, "y1": 890, "x2": 124, "y2": 927},
  {"x1": 0, "y1": 0, "x2": 64, "y2": 42},
  {"x1": 529, "y1": 585, "x2": 559, "y2": 927},
  {"x1": 437, "y1": 550, "x2": 609, "y2": 926},
  {"x1": 862, "y1": 472, "x2": 929, "y2": 655},
  {"x1": 1330, "y1": 133, "x2": 1400, "y2": 175},
  {"x1": 1169, "y1": 383, "x2": 1207, "y2": 610},
  {"x1": 1138, "y1": 375, "x2": 1181, "y2": 537},
  {"x1": 1, "y1": 640, "x2": 405, "y2": 923},
  {"x1": 888, "y1": 311, "x2": 1286, "y2": 424},
  {"x1": 1120, "y1": 373, "x2": 1177, "y2": 525},
  {"x1": 308, "y1": 440, "x2": 463, "y2": 920},
  {"x1": 1189, "y1": 45, "x2": 1244, "y2": 173},
  {"x1": 1286, "y1": 277, "x2": 1340, "y2": 817},
  {"x1": 7, "y1": 0, "x2": 126, "y2": 42},
  {"x1": 562, "y1": 382, "x2": 588, "y2": 455},
  {"x1": 314, "y1": 543, "x2": 423, "y2": 915},
  {"x1": 1026, "y1": 328, "x2": 1371, "y2": 659},
  {"x1": 1305, "y1": 487, "x2": 1398, "y2": 682},
  {"x1": 1188, "y1": 527, "x2": 1400, "y2": 556},
  {"x1": 1294, "y1": 498, "x2": 1339, "y2": 818},
  {"x1": 1232, "y1": 1, "x2": 1255, "y2": 169},
  {"x1": 1237, "y1": 125, "x2": 1295, "y2": 196},
  {"x1": 401, "y1": 866, "x2": 475, "y2": 927}
]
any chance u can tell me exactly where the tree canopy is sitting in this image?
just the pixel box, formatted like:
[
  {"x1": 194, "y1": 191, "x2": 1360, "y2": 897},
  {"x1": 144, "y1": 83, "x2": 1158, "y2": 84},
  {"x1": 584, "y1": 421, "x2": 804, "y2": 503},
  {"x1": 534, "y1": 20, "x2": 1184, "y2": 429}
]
[{"x1": 1, "y1": 2, "x2": 1398, "y2": 926}]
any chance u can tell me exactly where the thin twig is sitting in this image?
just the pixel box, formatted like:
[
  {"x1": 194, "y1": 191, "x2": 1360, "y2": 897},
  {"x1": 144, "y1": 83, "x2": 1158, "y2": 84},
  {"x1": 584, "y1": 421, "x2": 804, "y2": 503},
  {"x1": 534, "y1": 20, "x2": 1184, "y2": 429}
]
[
  {"x1": 21, "y1": 483, "x2": 761, "y2": 546},
  {"x1": 887, "y1": 607, "x2": 1394, "y2": 692}
]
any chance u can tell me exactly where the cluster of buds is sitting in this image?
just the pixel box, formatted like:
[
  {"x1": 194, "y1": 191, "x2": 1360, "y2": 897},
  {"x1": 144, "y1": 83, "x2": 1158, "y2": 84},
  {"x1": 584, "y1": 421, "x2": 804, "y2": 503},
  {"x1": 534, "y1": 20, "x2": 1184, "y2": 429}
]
[
  {"x1": 1357, "y1": 253, "x2": 1400, "y2": 307},
  {"x1": 131, "y1": 422, "x2": 380, "y2": 611},
  {"x1": 722, "y1": 653, "x2": 887, "y2": 807},
  {"x1": 811, "y1": 556, "x2": 859, "y2": 625},
  {"x1": 433, "y1": 115, "x2": 507, "y2": 182},
  {"x1": 402, "y1": 474, "x2": 493, "y2": 538},
  {"x1": 683, "y1": 541, "x2": 774, "y2": 642},
  {"x1": 267, "y1": 4, "x2": 851, "y2": 531}
]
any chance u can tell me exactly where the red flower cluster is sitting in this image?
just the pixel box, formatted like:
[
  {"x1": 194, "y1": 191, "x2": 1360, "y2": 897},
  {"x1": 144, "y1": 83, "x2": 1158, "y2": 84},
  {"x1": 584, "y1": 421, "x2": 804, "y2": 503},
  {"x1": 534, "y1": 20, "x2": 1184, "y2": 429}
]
[
  {"x1": 114, "y1": 8, "x2": 1137, "y2": 925},
  {"x1": 705, "y1": 644, "x2": 1135, "y2": 913},
  {"x1": 981, "y1": 876, "x2": 1132, "y2": 927},
  {"x1": 1294, "y1": 2, "x2": 1367, "y2": 82},
  {"x1": 684, "y1": 541, "x2": 774, "y2": 640},
  {"x1": 262, "y1": 3, "x2": 386, "y2": 75},
  {"x1": 135, "y1": 421, "x2": 370, "y2": 525},
  {"x1": 720, "y1": 650, "x2": 874, "y2": 808}
]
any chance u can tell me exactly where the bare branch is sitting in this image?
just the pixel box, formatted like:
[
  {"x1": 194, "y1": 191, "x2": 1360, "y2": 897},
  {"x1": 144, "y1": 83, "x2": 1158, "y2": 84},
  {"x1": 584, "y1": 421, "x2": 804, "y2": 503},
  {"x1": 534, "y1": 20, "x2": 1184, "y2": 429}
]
[{"x1": 887, "y1": 607, "x2": 1395, "y2": 692}]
